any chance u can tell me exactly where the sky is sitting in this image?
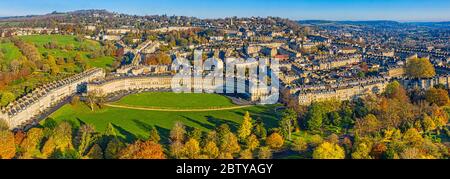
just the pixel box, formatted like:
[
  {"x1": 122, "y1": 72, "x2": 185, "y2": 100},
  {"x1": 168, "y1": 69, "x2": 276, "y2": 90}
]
[{"x1": 0, "y1": 0, "x2": 449, "y2": 22}]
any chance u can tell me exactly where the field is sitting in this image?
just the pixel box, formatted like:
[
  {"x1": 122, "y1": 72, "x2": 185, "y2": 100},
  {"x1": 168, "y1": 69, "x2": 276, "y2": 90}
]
[
  {"x1": 20, "y1": 35, "x2": 115, "y2": 68},
  {"x1": 0, "y1": 42, "x2": 22, "y2": 64},
  {"x1": 47, "y1": 93, "x2": 282, "y2": 144}
]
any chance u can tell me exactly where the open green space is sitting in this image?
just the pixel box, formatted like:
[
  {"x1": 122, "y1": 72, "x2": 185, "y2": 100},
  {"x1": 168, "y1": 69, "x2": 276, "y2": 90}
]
[
  {"x1": 0, "y1": 42, "x2": 22, "y2": 64},
  {"x1": 46, "y1": 93, "x2": 281, "y2": 144},
  {"x1": 113, "y1": 92, "x2": 237, "y2": 109},
  {"x1": 20, "y1": 35, "x2": 115, "y2": 68}
]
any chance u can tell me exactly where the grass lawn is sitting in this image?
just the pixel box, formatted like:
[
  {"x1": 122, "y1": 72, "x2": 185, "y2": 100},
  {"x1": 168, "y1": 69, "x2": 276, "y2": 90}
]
[
  {"x1": 20, "y1": 35, "x2": 114, "y2": 68},
  {"x1": 47, "y1": 93, "x2": 281, "y2": 144},
  {"x1": 113, "y1": 92, "x2": 237, "y2": 109},
  {"x1": 0, "y1": 42, "x2": 22, "y2": 64}
]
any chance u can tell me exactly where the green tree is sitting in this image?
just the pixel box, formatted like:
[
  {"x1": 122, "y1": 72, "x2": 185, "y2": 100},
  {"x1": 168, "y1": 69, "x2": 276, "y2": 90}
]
[
  {"x1": 306, "y1": 103, "x2": 325, "y2": 133},
  {"x1": 105, "y1": 137, "x2": 125, "y2": 159},
  {"x1": 279, "y1": 108, "x2": 297, "y2": 140},
  {"x1": 75, "y1": 124, "x2": 97, "y2": 156},
  {"x1": 0, "y1": 92, "x2": 15, "y2": 107},
  {"x1": 149, "y1": 127, "x2": 161, "y2": 143},
  {"x1": 86, "y1": 144, "x2": 104, "y2": 159}
]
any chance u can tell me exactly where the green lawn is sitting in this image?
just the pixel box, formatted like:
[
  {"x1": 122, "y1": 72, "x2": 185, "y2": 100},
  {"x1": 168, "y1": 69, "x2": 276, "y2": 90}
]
[
  {"x1": 0, "y1": 42, "x2": 22, "y2": 64},
  {"x1": 20, "y1": 35, "x2": 114, "y2": 68},
  {"x1": 113, "y1": 92, "x2": 237, "y2": 109},
  {"x1": 47, "y1": 93, "x2": 281, "y2": 144}
]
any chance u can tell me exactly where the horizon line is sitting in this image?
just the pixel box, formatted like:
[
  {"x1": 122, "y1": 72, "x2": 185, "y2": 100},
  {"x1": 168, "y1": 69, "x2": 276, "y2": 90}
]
[{"x1": 0, "y1": 9, "x2": 449, "y2": 23}]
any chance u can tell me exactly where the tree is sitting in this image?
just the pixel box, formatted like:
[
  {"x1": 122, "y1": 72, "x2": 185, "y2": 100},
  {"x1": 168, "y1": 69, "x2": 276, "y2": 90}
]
[
  {"x1": 75, "y1": 124, "x2": 97, "y2": 156},
  {"x1": 246, "y1": 134, "x2": 260, "y2": 151},
  {"x1": 105, "y1": 137, "x2": 125, "y2": 159},
  {"x1": 384, "y1": 81, "x2": 409, "y2": 103},
  {"x1": 149, "y1": 127, "x2": 161, "y2": 143},
  {"x1": 0, "y1": 91, "x2": 15, "y2": 107},
  {"x1": 351, "y1": 142, "x2": 373, "y2": 159},
  {"x1": 0, "y1": 130, "x2": 16, "y2": 159},
  {"x1": 183, "y1": 138, "x2": 201, "y2": 159},
  {"x1": 170, "y1": 121, "x2": 186, "y2": 142},
  {"x1": 220, "y1": 132, "x2": 241, "y2": 155},
  {"x1": 422, "y1": 114, "x2": 436, "y2": 132},
  {"x1": 203, "y1": 141, "x2": 219, "y2": 159},
  {"x1": 354, "y1": 114, "x2": 380, "y2": 137},
  {"x1": 19, "y1": 128, "x2": 44, "y2": 159},
  {"x1": 405, "y1": 57, "x2": 435, "y2": 78},
  {"x1": 425, "y1": 88, "x2": 449, "y2": 106},
  {"x1": 258, "y1": 147, "x2": 272, "y2": 159},
  {"x1": 305, "y1": 103, "x2": 325, "y2": 133},
  {"x1": 119, "y1": 140, "x2": 165, "y2": 159},
  {"x1": 253, "y1": 120, "x2": 267, "y2": 139},
  {"x1": 187, "y1": 127, "x2": 202, "y2": 142},
  {"x1": 239, "y1": 149, "x2": 253, "y2": 159},
  {"x1": 291, "y1": 137, "x2": 308, "y2": 153},
  {"x1": 402, "y1": 128, "x2": 423, "y2": 147},
  {"x1": 238, "y1": 111, "x2": 253, "y2": 140},
  {"x1": 279, "y1": 108, "x2": 297, "y2": 140},
  {"x1": 170, "y1": 141, "x2": 184, "y2": 159},
  {"x1": 266, "y1": 132, "x2": 284, "y2": 150},
  {"x1": 312, "y1": 142, "x2": 345, "y2": 159},
  {"x1": 86, "y1": 144, "x2": 103, "y2": 159}
]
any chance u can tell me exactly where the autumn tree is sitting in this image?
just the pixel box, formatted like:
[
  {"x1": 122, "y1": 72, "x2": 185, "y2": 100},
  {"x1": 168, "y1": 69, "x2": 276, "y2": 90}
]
[
  {"x1": 238, "y1": 111, "x2": 253, "y2": 140},
  {"x1": 405, "y1": 57, "x2": 436, "y2": 78},
  {"x1": 183, "y1": 138, "x2": 201, "y2": 159},
  {"x1": 266, "y1": 132, "x2": 284, "y2": 150},
  {"x1": 246, "y1": 134, "x2": 260, "y2": 151},
  {"x1": 291, "y1": 137, "x2": 308, "y2": 153},
  {"x1": 258, "y1": 147, "x2": 272, "y2": 159},
  {"x1": 203, "y1": 141, "x2": 220, "y2": 159},
  {"x1": 0, "y1": 129, "x2": 16, "y2": 159},
  {"x1": 312, "y1": 142, "x2": 345, "y2": 159},
  {"x1": 19, "y1": 128, "x2": 44, "y2": 159},
  {"x1": 425, "y1": 88, "x2": 449, "y2": 106},
  {"x1": 239, "y1": 149, "x2": 253, "y2": 159},
  {"x1": 351, "y1": 142, "x2": 373, "y2": 159},
  {"x1": 219, "y1": 132, "x2": 241, "y2": 156},
  {"x1": 170, "y1": 121, "x2": 186, "y2": 143},
  {"x1": 119, "y1": 140, "x2": 165, "y2": 159}
]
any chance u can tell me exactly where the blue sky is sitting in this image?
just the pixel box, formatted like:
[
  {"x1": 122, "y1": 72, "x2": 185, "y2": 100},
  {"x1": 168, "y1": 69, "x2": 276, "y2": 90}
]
[{"x1": 0, "y1": 0, "x2": 449, "y2": 21}]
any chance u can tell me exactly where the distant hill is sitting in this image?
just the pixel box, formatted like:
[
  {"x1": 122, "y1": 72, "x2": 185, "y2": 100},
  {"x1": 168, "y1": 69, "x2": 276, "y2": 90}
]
[{"x1": 298, "y1": 20, "x2": 450, "y2": 28}]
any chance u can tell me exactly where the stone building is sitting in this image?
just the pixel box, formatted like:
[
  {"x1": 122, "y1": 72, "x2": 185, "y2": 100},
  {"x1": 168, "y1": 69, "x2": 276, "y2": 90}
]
[
  {"x1": 296, "y1": 77, "x2": 389, "y2": 105},
  {"x1": 0, "y1": 68, "x2": 105, "y2": 129}
]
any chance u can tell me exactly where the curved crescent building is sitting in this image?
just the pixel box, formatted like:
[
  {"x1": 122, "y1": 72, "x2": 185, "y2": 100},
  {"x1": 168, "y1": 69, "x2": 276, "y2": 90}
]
[{"x1": 0, "y1": 68, "x2": 105, "y2": 130}]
